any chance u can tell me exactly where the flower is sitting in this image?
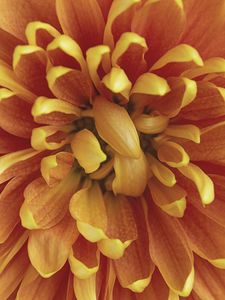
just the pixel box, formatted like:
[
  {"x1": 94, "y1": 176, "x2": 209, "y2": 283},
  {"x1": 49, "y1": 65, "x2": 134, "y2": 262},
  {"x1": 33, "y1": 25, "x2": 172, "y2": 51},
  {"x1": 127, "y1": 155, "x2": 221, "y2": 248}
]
[{"x1": 0, "y1": 0, "x2": 225, "y2": 299}]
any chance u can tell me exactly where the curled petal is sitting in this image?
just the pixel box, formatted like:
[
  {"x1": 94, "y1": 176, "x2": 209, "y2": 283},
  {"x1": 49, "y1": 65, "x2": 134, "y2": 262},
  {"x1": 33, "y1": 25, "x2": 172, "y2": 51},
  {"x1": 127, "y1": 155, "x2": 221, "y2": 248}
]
[
  {"x1": 93, "y1": 96, "x2": 141, "y2": 158},
  {"x1": 113, "y1": 151, "x2": 149, "y2": 197},
  {"x1": 25, "y1": 21, "x2": 60, "y2": 48},
  {"x1": 165, "y1": 124, "x2": 200, "y2": 143},
  {"x1": 157, "y1": 141, "x2": 190, "y2": 168},
  {"x1": 47, "y1": 35, "x2": 86, "y2": 71},
  {"x1": 134, "y1": 113, "x2": 169, "y2": 134},
  {"x1": 150, "y1": 44, "x2": 203, "y2": 71},
  {"x1": 178, "y1": 163, "x2": 214, "y2": 205},
  {"x1": 71, "y1": 129, "x2": 107, "y2": 173}
]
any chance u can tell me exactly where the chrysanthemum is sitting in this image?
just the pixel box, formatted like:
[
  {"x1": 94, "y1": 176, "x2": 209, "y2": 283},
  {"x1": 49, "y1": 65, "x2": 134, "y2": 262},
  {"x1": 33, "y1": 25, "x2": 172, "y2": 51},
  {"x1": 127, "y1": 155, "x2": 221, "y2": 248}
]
[{"x1": 1, "y1": 0, "x2": 225, "y2": 299}]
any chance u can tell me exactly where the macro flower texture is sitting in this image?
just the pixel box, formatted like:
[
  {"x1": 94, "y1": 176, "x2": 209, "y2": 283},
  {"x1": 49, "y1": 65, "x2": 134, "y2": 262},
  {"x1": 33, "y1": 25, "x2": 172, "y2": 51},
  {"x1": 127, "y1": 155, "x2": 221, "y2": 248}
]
[{"x1": 1, "y1": 0, "x2": 225, "y2": 299}]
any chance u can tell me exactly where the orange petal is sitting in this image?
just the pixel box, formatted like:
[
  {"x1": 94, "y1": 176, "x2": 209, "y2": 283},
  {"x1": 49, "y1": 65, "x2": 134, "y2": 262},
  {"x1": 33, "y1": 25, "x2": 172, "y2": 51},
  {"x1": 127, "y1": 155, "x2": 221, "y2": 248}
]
[
  {"x1": 181, "y1": 203, "x2": 225, "y2": 269},
  {"x1": 28, "y1": 214, "x2": 78, "y2": 278},
  {"x1": 0, "y1": 128, "x2": 30, "y2": 154},
  {"x1": 47, "y1": 66, "x2": 92, "y2": 107},
  {"x1": 13, "y1": 45, "x2": 52, "y2": 97},
  {"x1": 0, "y1": 245, "x2": 29, "y2": 299},
  {"x1": 25, "y1": 21, "x2": 61, "y2": 49},
  {"x1": 0, "y1": 88, "x2": 35, "y2": 138},
  {"x1": 93, "y1": 96, "x2": 141, "y2": 158},
  {"x1": 132, "y1": 0, "x2": 185, "y2": 66},
  {"x1": 183, "y1": 121, "x2": 225, "y2": 161},
  {"x1": 0, "y1": 148, "x2": 43, "y2": 184},
  {"x1": 111, "y1": 32, "x2": 148, "y2": 83},
  {"x1": 69, "y1": 182, "x2": 107, "y2": 242},
  {"x1": 69, "y1": 235, "x2": 100, "y2": 279},
  {"x1": 112, "y1": 150, "x2": 149, "y2": 197},
  {"x1": 17, "y1": 264, "x2": 68, "y2": 300},
  {"x1": 147, "y1": 200, "x2": 194, "y2": 296},
  {"x1": 41, "y1": 152, "x2": 74, "y2": 186},
  {"x1": 148, "y1": 177, "x2": 187, "y2": 218},
  {"x1": 136, "y1": 269, "x2": 170, "y2": 300},
  {"x1": 71, "y1": 129, "x2": 107, "y2": 174},
  {"x1": 181, "y1": 0, "x2": 225, "y2": 59},
  {"x1": 20, "y1": 172, "x2": 81, "y2": 229},
  {"x1": 56, "y1": 0, "x2": 105, "y2": 52},
  {"x1": 0, "y1": 28, "x2": 21, "y2": 65},
  {"x1": 98, "y1": 192, "x2": 137, "y2": 259},
  {"x1": 179, "y1": 81, "x2": 225, "y2": 120},
  {"x1": 113, "y1": 280, "x2": 136, "y2": 300},
  {"x1": 114, "y1": 200, "x2": 155, "y2": 293},
  {"x1": 0, "y1": 0, "x2": 60, "y2": 41},
  {"x1": 193, "y1": 255, "x2": 225, "y2": 299},
  {"x1": 0, "y1": 175, "x2": 33, "y2": 243}
]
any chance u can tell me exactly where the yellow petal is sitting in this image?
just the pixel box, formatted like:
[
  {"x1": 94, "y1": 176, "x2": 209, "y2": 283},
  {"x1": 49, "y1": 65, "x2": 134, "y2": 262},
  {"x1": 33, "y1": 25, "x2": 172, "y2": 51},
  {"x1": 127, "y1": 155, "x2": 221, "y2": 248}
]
[
  {"x1": 134, "y1": 113, "x2": 169, "y2": 134},
  {"x1": 71, "y1": 129, "x2": 107, "y2": 173},
  {"x1": 147, "y1": 154, "x2": 176, "y2": 187},
  {"x1": 25, "y1": 21, "x2": 60, "y2": 47},
  {"x1": 93, "y1": 96, "x2": 141, "y2": 158},
  {"x1": 113, "y1": 150, "x2": 149, "y2": 197},
  {"x1": 148, "y1": 177, "x2": 187, "y2": 218},
  {"x1": 150, "y1": 44, "x2": 203, "y2": 71},
  {"x1": 178, "y1": 163, "x2": 214, "y2": 205},
  {"x1": 165, "y1": 124, "x2": 200, "y2": 143},
  {"x1": 89, "y1": 159, "x2": 114, "y2": 180},
  {"x1": 73, "y1": 273, "x2": 97, "y2": 300},
  {"x1": 69, "y1": 182, "x2": 107, "y2": 242}
]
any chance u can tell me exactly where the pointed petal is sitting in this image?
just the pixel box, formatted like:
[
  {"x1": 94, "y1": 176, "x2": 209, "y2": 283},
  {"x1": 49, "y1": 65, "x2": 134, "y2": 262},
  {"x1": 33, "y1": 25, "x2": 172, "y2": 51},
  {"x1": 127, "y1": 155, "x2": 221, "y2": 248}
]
[
  {"x1": 165, "y1": 124, "x2": 200, "y2": 144},
  {"x1": 114, "y1": 200, "x2": 155, "y2": 293},
  {"x1": 56, "y1": 0, "x2": 104, "y2": 52},
  {"x1": 147, "y1": 200, "x2": 194, "y2": 296},
  {"x1": 93, "y1": 96, "x2": 141, "y2": 158}
]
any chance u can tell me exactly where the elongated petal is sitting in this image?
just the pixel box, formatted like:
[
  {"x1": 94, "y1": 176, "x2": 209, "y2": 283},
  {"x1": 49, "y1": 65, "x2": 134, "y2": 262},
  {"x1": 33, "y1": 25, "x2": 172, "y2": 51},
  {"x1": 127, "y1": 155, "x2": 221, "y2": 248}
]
[
  {"x1": 147, "y1": 201, "x2": 194, "y2": 296},
  {"x1": 93, "y1": 96, "x2": 141, "y2": 158},
  {"x1": 0, "y1": 28, "x2": 21, "y2": 65},
  {"x1": 0, "y1": 128, "x2": 30, "y2": 154},
  {"x1": 98, "y1": 193, "x2": 137, "y2": 259},
  {"x1": 148, "y1": 178, "x2": 187, "y2": 218},
  {"x1": 71, "y1": 129, "x2": 107, "y2": 174},
  {"x1": 181, "y1": 204, "x2": 225, "y2": 269},
  {"x1": 132, "y1": 0, "x2": 185, "y2": 66},
  {"x1": 0, "y1": 0, "x2": 60, "y2": 41},
  {"x1": 178, "y1": 163, "x2": 214, "y2": 205},
  {"x1": 69, "y1": 182, "x2": 107, "y2": 242},
  {"x1": 73, "y1": 273, "x2": 97, "y2": 300},
  {"x1": 114, "y1": 200, "x2": 155, "y2": 293},
  {"x1": 0, "y1": 89, "x2": 35, "y2": 138},
  {"x1": 20, "y1": 172, "x2": 81, "y2": 229},
  {"x1": 69, "y1": 235, "x2": 100, "y2": 279},
  {"x1": 56, "y1": 0, "x2": 105, "y2": 52},
  {"x1": 165, "y1": 124, "x2": 200, "y2": 144},
  {"x1": 113, "y1": 150, "x2": 149, "y2": 197}
]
